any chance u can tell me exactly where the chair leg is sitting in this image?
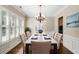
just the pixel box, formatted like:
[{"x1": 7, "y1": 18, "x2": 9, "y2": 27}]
[
  {"x1": 50, "y1": 49, "x2": 53, "y2": 54},
  {"x1": 23, "y1": 50, "x2": 25, "y2": 54},
  {"x1": 23, "y1": 48, "x2": 26, "y2": 54}
]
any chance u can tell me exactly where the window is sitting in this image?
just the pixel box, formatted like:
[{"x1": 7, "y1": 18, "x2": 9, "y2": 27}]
[
  {"x1": 22, "y1": 18, "x2": 24, "y2": 34},
  {"x1": 0, "y1": 6, "x2": 24, "y2": 43},
  {"x1": 19, "y1": 18, "x2": 22, "y2": 34},
  {"x1": 2, "y1": 11, "x2": 7, "y2": 37},
  {"x1": 19, "y1": 17, "x2": 24, "y2": 35},
  {"x1": 9, "y1": 14, "x2": 16, "y2": 38},
  {"x1": 1, "y1": 11, "x2": 9, "y2": 42},
  {"x1": 16, "y1": 17, "x2": 19, "y2": 37}
]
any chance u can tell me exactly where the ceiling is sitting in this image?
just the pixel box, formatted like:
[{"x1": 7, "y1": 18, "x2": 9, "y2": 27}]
[{"x1": 14, "y1": 5, "x2": 67, "y2": 17}]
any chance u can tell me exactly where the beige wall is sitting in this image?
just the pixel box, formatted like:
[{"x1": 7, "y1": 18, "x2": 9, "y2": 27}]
[
  {"x1": 25, "y1": 17, "x2": 55, "y2": 34},
  {"x1": 55, "y1": 5, "x2": 79, "y2": 38}
]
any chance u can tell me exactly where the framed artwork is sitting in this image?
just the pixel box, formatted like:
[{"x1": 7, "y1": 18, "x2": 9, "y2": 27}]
[{"x1": 66, "y1": 12, "x2": 79, "y2": 28}]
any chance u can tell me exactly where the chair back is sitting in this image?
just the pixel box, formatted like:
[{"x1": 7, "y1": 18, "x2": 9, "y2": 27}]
[
  {"x1": 20, "y1": 33, "x2": 27, "y2": 54},
  {"x1": 20, "y1": 33, "x2": 27, "y2": 45},
  {"x1": 31, "y1": 41, "x2": 51, "y2": 54},
  {"x1": 53, "y1": 32, "x2": 58, "y2": 39}
]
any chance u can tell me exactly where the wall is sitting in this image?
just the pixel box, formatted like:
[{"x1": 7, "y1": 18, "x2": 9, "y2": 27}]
[
  {"x1": 25, "y1": 17, "x2": 55, "y2": 34},
  {"x1": 55, "y1": 5, "x2": 79, "y2": 53},
  {"x1": 55, "y1": 5, "x2": 79, "y2": 38}
]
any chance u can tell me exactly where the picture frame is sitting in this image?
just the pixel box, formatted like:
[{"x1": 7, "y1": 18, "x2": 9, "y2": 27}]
[{"x1": 66, "y1": 12, "x2": 79, "y2": 28}]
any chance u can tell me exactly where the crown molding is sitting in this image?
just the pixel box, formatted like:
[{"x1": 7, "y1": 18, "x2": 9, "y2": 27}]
[
  {"x1": 54, "y1": 5, "x2": 70, "y2": 17},
  {"x1": 11, "y1": 5, "x2": 70, "y2": 17},
  {"x1": 11, "y1": 5, "x2": 26, "y2": 16}
]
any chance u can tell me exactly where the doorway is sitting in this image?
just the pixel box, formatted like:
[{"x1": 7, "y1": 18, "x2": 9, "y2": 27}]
[
  {"x1": 58, "y1": 16, "x2": 63, "y2": 53},
  {"x1": 58, "y1": 16, "x2": 63, "y2": 34}
]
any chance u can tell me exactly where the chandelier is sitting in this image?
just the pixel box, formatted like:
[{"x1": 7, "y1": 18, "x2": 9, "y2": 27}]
[{"x1": 36, "y1": 5, "x2": 45, "y2": 23}]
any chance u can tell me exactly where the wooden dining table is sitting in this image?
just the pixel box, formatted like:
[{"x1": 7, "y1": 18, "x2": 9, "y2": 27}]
[{"x1": 25, "y1": 33, "x2": 57, "y2": 54}]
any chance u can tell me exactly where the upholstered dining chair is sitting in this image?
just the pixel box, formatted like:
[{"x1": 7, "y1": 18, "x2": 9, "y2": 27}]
[
  {"x1": 53, "y1": 32, "x2": 58, "y2": 39},
  {"x1": 31, "y1": 41, "x2": 51, "y2": 54},
  {"x1": 20, "y1": 33, "x2": 27, "y2": 54},
  {"x1": 53, "y1": 32, "x2": 63, "y2": 49}
]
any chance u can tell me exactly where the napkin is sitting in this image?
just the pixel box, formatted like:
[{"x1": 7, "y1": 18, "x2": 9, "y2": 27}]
[
  {"x1": 43, "y1": 34, "x2": 47, "y2": 36},
  {"x1": 34, "y1": 34, "x2": 38, "y2": 36},
  {"x1": 31, "y1": 37, "x2": 38, "y2": 40},
  {"x1": 44, "y1": 37, "x2": 51, "y2": 40}
]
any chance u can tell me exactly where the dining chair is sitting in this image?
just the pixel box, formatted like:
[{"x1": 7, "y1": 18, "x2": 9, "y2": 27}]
[
  {"x1": 20, "y1": 33, "x2": 27, "y2": 54},
  {"x1": 53, "y1": 32, "x2": 58, "y2": 39},
  {"x1": 31, "y1": 41, "x2": 51, "y2": 54},
  {"x1": 53, "y1": 32, "x2": 63, "y2": 49}
]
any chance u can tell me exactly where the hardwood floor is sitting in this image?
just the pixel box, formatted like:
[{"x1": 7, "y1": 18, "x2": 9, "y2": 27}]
[
  {"x1": 7, "y1": 43, "x2": 23, "y2": 54},
  {"x1": 7, "y1": 43, "x2": 73, "y2": 54},
  {"x1": 59, "y1": 43, "x2": 73, "y2": 54}
]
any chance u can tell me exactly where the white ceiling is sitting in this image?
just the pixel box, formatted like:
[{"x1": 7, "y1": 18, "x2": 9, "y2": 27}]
[{"x1": 14, "y1": 5, "x2": 67, "y2": 17}]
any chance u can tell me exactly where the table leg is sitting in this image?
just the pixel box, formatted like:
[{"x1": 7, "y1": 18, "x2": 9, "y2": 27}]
[
  {"x1": 53, "y1": 44, "x2": 57, "y2": 54},
  {"x1": 26, "y1": 44, "x2": 29, "y2": 54}
]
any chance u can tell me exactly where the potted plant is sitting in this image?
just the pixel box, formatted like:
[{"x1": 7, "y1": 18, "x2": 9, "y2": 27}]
[{"x1": 25, "y1": 27, "x2": 31, "y2": 38}]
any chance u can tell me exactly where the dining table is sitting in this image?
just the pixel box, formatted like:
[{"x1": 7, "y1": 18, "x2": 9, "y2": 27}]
[{"x1": 25, "y1": 33, "x2": 57, "y2": 54}]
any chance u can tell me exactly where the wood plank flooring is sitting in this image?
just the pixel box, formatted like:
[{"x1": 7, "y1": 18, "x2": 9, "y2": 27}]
[
  {"x1": 7, "y1": 43, "x2": 73, "y2": 54},
  {"x1": 7, "y1": 43, "x2": 23, "y2": 54}
]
